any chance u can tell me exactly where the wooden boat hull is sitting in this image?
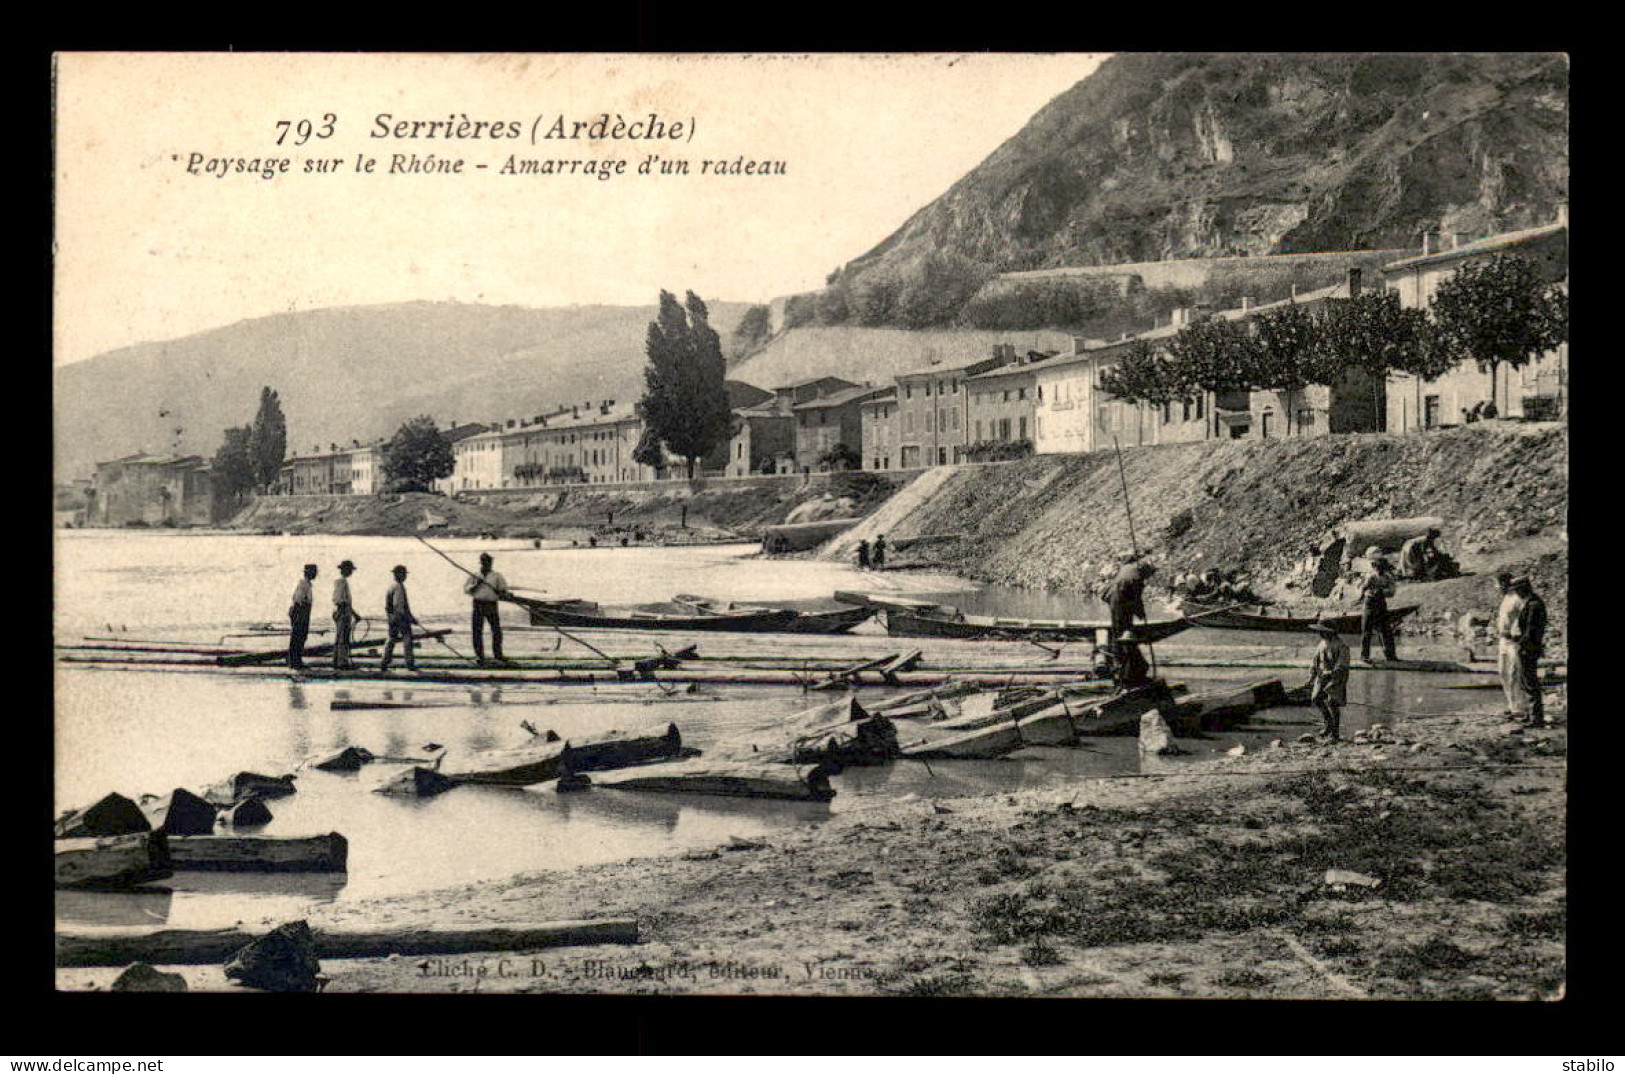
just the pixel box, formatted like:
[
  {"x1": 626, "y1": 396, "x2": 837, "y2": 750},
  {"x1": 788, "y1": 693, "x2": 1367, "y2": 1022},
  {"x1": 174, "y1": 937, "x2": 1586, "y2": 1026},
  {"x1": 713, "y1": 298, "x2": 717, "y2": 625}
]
[
  {"x1": 669, "y1": 596, "x2": 875, "y2": 635},
  {"x1": 885, "y1": 609, "x2": 1191, "y2": 644},
  {"x1": 1187, "y1": 605, "x2": 1420, "y2": 634},
  {"x1": 56, "y1": 832, "x2": 173, "y2": 889},
  {"x1": 168, "y1": 833, "x2": 348, "y2": 873},
  {"x1": 515, "y1": 595, "x2": 800, "y2": 633},
  {"x1": 589, "y1": 760, "x2": 837, "y2": 802}
]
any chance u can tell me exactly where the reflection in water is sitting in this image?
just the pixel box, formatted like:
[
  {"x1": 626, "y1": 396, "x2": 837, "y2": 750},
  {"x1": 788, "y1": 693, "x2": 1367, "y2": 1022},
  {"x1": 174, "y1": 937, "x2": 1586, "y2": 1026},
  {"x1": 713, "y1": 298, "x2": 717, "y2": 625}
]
[
  {"x1": 56, "y1": 533, "x2": 1502, "y2": 930},
  {"x1": 56, "y1": 887, "x2": 174, "y2": 928}
]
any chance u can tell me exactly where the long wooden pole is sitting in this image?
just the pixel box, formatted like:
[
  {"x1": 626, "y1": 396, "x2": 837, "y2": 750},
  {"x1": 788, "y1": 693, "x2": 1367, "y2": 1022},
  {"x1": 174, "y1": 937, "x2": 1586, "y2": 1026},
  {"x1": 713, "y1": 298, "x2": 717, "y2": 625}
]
[
  {"x1": 414, "y1": 535, "x2": 615, "y2": 662},
  {"x1": 1110, "y1": 434, "x2": 1156, "y2": 679}
]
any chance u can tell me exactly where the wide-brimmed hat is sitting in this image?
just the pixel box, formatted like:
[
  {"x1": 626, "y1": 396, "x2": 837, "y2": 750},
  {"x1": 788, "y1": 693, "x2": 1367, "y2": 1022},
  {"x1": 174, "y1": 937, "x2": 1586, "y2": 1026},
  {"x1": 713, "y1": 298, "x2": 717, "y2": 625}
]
[
  {"x1": 1307, "y1": 621, "x2": 1339, "y2": 635},
  {"x1": 392, "y1": 564, "x2": 408, "y2": 576},
  {"x1": 337, "y1": 560, "x2": 356, "y2": 571},
  {"x1": 479, "y1": 552, "x2": 494, "y2": 563},
  {"x1": 1510, "y1": 575, "x2": 1532, "y2": 588}
]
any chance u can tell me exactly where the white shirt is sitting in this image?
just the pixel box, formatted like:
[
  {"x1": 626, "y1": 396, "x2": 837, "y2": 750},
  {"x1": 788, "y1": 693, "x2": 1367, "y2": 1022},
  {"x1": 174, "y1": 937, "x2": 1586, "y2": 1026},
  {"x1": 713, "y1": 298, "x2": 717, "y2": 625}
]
[
  {"x1": 333, "y1": 577, "x2": 352, "y2": 607},
  {"x1": 1496, "y1": 591, "x2": 1525, "y2": 641},
  {"x1": 291, "y1": 578, "x2": 313, "y2": 607},
  {"x1": 465, "y1": 570, "x2": 509, "y2": 602}
]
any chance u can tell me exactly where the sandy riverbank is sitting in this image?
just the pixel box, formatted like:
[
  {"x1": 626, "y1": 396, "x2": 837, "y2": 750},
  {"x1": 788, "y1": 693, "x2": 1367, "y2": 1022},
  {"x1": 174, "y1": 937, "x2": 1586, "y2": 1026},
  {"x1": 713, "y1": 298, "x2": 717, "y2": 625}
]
[{"x1": 58, "y1": 694, "x2": 1566, "y2": 999}]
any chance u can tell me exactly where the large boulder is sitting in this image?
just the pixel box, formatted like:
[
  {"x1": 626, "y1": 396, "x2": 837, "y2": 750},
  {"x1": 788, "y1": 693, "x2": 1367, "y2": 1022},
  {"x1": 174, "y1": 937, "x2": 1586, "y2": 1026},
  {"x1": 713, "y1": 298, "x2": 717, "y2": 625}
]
[
  {"x1": 223, "y1": 920, "x2": 322, "y2": 993},
  {"x1": 141, "y1": 788, "x2": 219, "y2": 836},
  {"x1": 55, "y1": 793, "x2": 152, "y2": 839},
  {"x1": 110, "y1": 962, "x2": 188, "y2": 992}
]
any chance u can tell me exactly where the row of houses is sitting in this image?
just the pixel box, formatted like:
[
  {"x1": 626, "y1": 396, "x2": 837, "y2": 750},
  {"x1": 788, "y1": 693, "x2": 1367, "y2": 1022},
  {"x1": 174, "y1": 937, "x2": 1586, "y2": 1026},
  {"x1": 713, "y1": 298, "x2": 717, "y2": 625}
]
[{"x1": 86, "y1": 216, "x2": 1568, "y2": 521}]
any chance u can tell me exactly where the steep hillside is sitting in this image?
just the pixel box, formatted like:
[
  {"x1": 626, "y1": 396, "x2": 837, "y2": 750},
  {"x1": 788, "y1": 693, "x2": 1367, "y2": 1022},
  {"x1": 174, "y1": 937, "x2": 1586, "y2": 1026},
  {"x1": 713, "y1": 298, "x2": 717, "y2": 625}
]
[
  {"x1": 53, "y1": 300, "x2": 749, "y2": 480},
  {"x1": 827, "y1": 424, "x2": 1567, "y2": 642},
  {"x1": 729, "y1": 327, "x2": 1076, "y2": 391},
  {"x1": 815, "y1": 52, "x2": 1568, "y2": 328}
]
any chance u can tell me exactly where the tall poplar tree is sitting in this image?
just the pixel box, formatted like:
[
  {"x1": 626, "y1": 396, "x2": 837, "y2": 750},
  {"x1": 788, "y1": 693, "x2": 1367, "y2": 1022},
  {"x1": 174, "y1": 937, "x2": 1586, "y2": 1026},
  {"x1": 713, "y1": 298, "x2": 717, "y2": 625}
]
[
  {"x1": 635, "y1": 290, "x2": 735, "y2": 479},
  {"x1": 247, "y1": 387, "x2": 287, "y2": 493}
]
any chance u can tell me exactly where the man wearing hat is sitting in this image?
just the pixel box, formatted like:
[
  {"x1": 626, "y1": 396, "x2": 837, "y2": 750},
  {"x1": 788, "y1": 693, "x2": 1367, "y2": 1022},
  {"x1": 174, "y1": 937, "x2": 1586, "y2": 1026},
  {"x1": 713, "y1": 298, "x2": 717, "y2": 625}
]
[
  {"x1": 464, "y1": 552, "x2": 511, "y2": 666},
  {"x1": 1307, "y1": 621, "x2": 1350, "y2": 740},
  {"x1": 332, "y1": 560, "x2": 359, "y2": 671},
  {"x1": 379, "y1": 565, "x2": 419, "y2": 672},
  {"x1": 1358, "y1": 555, "x2": 1398, "y2": 663},
  {"x1": 1108, "y1": 557, "x2": 1155, "y2": 639},
  {"x1": 1399, "y1": 528, "x2": 1445, "y2": 581},
  {"x1": 288, "y1": 563, "x2": 318, "y2": 671},
  {"x1": 1110, "y1": 629, "x2": 1152, "y2": 691}
]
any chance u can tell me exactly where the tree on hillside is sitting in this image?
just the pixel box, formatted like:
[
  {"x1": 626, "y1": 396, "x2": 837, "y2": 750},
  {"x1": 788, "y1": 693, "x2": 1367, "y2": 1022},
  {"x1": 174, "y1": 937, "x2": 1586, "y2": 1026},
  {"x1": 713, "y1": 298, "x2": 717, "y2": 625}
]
[
  {"x1": 730, "y1": 304, "x2": 774, "y2": 357},
  {"x1": 383, "y1": 416, "x2": 455, "y2": 493},
  {"x1": 635, "y1": 290, "x2": 736, "y2": 479},
  {"x1": 1427, "y1": 254, "x2": 1569, "y2": 412},
  {"x1": 247, "y1": 387, "x2": 287, "y2": 493},
  {"x1": 212, "y1": 425, "x2": 257, "y2": 509}
]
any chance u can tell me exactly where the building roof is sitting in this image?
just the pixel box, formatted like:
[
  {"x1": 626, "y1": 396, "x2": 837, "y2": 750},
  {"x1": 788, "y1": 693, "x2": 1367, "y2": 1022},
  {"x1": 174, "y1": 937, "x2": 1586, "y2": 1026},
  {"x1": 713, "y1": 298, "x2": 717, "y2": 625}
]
[
  {"x1": 791, "y1": 384, "x2": 889, "y2": 411},
  {"x1": 442, "y1": 422, "x2": 494, "y2": 444},
  {"x1": 896, "y1": 354, "x2": 1009, "y2": 380},
  {"x1": 858, "y1": 388, "x2": 898, "y2": 407},
  {"x1": 97, "y1": 452, "x2": 206, "y2": 468},
  {"x1": 964, "y1": 352, "x2": 1063, "y2": 382},
  {"x1": 1382, "y1": 223, "x2": 1566, "y2": 274}
]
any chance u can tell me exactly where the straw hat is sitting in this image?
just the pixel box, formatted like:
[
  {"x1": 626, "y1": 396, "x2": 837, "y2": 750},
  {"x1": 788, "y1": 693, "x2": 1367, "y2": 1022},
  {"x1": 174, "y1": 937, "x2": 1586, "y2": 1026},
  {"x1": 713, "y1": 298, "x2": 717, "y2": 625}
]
[{"x1": 1307, "y1": 621, "x2": 1338, "y2": 635}]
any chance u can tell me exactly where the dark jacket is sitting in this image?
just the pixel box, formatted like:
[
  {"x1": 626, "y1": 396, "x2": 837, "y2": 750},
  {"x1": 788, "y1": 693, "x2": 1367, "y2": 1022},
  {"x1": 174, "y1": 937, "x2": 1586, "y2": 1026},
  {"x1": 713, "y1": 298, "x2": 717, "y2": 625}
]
[{"x1": 1517, "y1": 593, "x2": 1548, "y2": 654}]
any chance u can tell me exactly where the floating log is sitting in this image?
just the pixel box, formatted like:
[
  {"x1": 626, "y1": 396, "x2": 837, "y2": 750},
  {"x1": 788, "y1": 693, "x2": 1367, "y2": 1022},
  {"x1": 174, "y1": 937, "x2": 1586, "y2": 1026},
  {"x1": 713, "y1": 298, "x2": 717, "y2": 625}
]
[
  {"x1": 56, "y1": 832, "x2": 172, "y2": 889},
  {"x1": 558, "y1": 724, "x2": 690, "y2": 776},
  {"x1": 140, "y1": 789, "x2": 219, "y2": 836},
  {"x1": 879, "y1": 649, "x2": 924, "y2": 682},
  {"x1": 811, "y1": 653, "x2": 898, "y2": 691},
  {"x1": 203, "y1": 772, "x2": 297, "y2": 807},
  {"x1": 56, "y1": 793, "x2": 152, "y2": 839},
  {"x1": 214, "y1": 629, "x2": 453, "y2": 667},
  {"x1": 57, "y1": 919, "x2": 643, "y2": 967},
  {"x1": 587, "y1": 760, "x2": 837, "y2": 802},
  {"x1": 310, "y1": 747, "x2": 375, "y2": 772},
  {"x1": 373, "y1": 766, "x2": 457, "y2": 798},
  {"x1": 169, "y1": 833, "x2": 348, "y2": 873}
]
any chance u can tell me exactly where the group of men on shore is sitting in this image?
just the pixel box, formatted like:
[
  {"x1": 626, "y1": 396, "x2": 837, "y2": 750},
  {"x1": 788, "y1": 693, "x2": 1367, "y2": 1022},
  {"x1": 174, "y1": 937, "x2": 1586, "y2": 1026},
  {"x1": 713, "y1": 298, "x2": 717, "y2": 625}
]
[{"x1": 286, "y1": 553, "x2": 512, "y2": 673}]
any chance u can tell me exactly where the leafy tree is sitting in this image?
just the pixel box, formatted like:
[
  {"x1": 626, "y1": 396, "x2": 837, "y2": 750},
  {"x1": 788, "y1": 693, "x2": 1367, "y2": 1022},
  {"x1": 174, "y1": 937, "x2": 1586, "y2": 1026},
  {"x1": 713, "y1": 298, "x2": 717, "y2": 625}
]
[
  {"x1": 1165, "y1": 317, "x2": 1265, "y2": 397},
  {"x1": 211, "y1": 425, "x2": 257, "y2": 507},
  {"x1": 1309, "y1": 290, "x2": 1444, "y2": 383},
  {"x1": 382, "y1": 416, "x2": 455, "y2": 492},
  {"x1": 1428, "y1": 254, "x2": 1569, "y2": 411},
  {"x1": 1252, "y1": 304, "x2": 1320, "y2": 393},
  {"x1": 1099, "y1": 341, "x2": 1186, "y2": 406},
  {"x1": 730, "y1": 304, "x2": 773, "y2": 357},
  {"x1": 818, "y1": 442, "x2": 862, "y2": 471},
  {"x1": 635, "y1": 291, "x2": 735, "y2": 479},
  {"x1": 247, "y1": 387, "x2": 287, "y2": 493}
]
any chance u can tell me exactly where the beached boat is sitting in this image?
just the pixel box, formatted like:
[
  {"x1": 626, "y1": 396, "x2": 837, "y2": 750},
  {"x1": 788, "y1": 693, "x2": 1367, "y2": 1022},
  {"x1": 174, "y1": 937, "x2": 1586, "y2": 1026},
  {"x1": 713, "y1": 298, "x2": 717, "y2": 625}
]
[
  {"x1": 510, "y1": 594, "x2": 800, "y2": 633},
  {"x1": 1185, "y1": 605, "x2": 1420, "y2": 634},
  {"x1": 585, "y1": 759, "x2": 838, "y2": 802},
  {"x1": 883, "y1": 608, "x2": 1193, "y2": 644}
]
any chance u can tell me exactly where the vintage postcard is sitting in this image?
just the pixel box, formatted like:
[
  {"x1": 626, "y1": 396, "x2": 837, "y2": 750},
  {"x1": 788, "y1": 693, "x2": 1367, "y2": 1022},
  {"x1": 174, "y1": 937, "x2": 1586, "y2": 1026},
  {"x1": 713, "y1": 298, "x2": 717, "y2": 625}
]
[{"x1": 52, "y1": 51, "x2": 1568, "y2": 999}]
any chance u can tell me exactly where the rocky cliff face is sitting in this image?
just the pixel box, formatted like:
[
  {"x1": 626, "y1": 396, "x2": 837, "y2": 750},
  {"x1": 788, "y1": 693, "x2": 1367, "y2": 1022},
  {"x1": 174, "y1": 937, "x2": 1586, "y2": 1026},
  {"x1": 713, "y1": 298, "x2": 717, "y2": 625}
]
[{"x1": 827, "y1": 53, "x2": 1567, "y2": 324}]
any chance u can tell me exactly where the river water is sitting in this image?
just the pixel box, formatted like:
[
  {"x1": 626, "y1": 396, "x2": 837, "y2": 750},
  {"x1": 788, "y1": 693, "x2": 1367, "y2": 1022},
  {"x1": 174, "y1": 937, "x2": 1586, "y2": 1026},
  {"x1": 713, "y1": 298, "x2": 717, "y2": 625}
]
[{"x1": 54, "y1": 530, "x2": 1493, "y2": 930}]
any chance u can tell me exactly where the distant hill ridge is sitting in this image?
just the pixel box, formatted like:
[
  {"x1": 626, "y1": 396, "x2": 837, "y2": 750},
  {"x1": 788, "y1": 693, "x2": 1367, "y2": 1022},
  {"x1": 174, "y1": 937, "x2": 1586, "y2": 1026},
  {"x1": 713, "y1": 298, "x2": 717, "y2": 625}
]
[{"x1": 53, "y1": 300, "x2": 751, "y2": 480}]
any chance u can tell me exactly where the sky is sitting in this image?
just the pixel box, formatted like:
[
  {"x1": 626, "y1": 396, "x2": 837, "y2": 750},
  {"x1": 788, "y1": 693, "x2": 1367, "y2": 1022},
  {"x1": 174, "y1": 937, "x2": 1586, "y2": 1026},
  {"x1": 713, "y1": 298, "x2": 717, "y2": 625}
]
[{"x1": 52, "y1": 52, "x2": 1107, "y2": 367}]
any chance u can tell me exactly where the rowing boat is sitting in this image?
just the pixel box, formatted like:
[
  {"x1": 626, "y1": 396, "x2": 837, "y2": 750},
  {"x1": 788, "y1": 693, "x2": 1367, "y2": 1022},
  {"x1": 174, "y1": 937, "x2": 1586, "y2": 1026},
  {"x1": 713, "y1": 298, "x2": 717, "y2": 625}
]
[
  {"x1": 510, "y1": 594, "x2": 800, "y2": 633},
  {"x1": 1185, "y1": 605, "x2": 1420, "y2": 634},
  {"x1": 883, "y1": 608, "x2": 1193, "y2": 644},
  {"x1": 668, "y1": 595, "x2": 876, "y2": 635}
]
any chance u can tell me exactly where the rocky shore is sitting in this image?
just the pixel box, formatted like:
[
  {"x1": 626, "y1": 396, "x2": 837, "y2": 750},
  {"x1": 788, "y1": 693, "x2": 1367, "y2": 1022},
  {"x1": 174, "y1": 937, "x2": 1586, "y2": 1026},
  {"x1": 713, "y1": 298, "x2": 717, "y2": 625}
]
[{"x1": 58, "y1": 699, "x2": 1566, "y2": 998}]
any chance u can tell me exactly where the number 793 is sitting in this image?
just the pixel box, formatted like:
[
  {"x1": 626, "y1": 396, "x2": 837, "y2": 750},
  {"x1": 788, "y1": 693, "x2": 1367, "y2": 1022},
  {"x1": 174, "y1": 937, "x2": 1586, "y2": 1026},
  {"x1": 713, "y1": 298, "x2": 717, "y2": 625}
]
[{"x1": 274, "y1": 114, "x2": 338, "y2": 146}]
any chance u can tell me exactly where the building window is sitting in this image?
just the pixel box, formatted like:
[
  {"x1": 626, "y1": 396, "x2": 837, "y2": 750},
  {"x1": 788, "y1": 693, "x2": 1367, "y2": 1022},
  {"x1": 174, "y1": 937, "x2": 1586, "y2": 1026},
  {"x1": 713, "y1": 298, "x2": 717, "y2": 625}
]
[
  {"x1": 1261, "y1": 412, "x2": 1273, "y2": 438},
  {"x1": 1019, "y1": 417, "x2": 1028, "y2": 440},
  {"x1": 951, "y1": 410, "x2": 959, "y2": 430},
  {"x1": 924, "y1": 382, "x2": 932, "y2": 397},
  {"x1": 1003, "y1": 389, "x2": 1011, "y2": 402},
  {"x1": 1018, "y1": 388, "x2": 1027, "y2": 401},
  {"x1": 1297, "y1": 409, "x2": 1314, "y2": 430}
]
